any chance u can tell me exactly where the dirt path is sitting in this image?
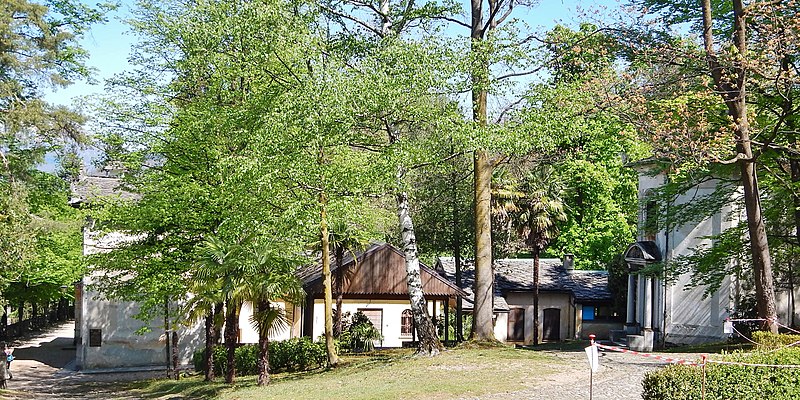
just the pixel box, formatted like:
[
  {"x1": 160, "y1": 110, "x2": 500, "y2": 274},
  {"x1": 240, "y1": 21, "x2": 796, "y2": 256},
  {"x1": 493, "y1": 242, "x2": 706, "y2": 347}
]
[
  {"x1": 471, "y1": 348, "x2": 704, "y2": 400},
  {"x1": 1, "y1": 322, "x2": 160, "y2": 400}
]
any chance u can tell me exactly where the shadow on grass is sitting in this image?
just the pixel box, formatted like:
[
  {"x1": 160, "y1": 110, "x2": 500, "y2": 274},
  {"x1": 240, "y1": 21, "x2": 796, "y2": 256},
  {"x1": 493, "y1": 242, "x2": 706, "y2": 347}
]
[
  {"x1": 516, "y1": 340, "x2": 590, "y2": 352},
  {"x1": 132, "y1": 352, "x2": 407, "y2": 399},
  {"x1": 129, "y1": 376, "x2": 230, "y2": 399}
]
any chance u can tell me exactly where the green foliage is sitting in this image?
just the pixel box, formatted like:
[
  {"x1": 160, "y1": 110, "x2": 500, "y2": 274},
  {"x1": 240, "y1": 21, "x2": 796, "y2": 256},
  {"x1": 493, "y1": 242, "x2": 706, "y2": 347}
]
[
  {"x1": 642, "y1": 346, "x2": 800, "y2": 399},
  {"x1": 193, "y1": 338, "x2": 326, "y2": 376},
  {"x1": 0, "y1": 0, "x2": 108, "y2": 305},
  {"x1": 338, "y1": 311, "x2": 383, "y2": 353},
  {"x1": 752, "y1": 331, "x2": 800, "y2": 350}
]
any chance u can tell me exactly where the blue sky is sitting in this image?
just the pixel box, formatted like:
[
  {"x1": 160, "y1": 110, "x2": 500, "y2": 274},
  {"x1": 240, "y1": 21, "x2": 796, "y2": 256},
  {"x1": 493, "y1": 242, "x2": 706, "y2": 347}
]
[
  {"x1": 46, "y1": 0, "x2": 624, "y2": 107},
  {"x1": 41, "y1": 0, "x2": 624, "y2": 170}
]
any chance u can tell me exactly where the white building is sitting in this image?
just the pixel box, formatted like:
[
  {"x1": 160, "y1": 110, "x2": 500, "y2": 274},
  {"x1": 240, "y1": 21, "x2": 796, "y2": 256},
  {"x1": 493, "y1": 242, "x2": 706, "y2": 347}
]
[{"x1": 622, "y1": 161, "x2": 794, "y2": 351}]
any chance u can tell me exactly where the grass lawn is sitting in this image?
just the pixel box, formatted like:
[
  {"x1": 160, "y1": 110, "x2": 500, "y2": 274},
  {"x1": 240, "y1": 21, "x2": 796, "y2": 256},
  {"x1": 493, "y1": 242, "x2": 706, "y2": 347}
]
[{"x1": 131, "y1": 346, "x2": 562, "y2": 400}]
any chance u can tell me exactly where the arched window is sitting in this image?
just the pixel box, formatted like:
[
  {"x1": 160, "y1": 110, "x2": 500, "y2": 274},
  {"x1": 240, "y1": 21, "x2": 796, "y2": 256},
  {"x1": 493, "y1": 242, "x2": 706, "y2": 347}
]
[{"x1": 401, "y1": 309, "x2": 413, "y2": 336}]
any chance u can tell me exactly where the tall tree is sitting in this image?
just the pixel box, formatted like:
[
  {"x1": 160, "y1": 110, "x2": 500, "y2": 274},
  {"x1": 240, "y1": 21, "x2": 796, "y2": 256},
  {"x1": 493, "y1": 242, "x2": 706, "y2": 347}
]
[
  {"x1": 318, "y1": 0, "x2": 457, "y2": 354},
  {"x1": 625, "y1": 0, "x2": 792, "y2": 331},
  {"x1": 0, "y1": 0, "x2": 112, "y2": 307}
]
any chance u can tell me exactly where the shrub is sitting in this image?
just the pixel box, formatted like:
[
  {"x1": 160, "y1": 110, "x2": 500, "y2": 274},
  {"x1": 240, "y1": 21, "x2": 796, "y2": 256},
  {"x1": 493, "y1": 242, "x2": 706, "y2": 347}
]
[
  {"x1": 338, "y1": 311, "x2": 382, "y2": 353},
  {"x1": 752, "y1": 331, "x2": 800, "y2": 349},
  {"x1": 193, "y1": 337, "x2": 327, "y2": 376},
  {"x1": 642, "y1": 343, "x2": 800, "y2": 399}
]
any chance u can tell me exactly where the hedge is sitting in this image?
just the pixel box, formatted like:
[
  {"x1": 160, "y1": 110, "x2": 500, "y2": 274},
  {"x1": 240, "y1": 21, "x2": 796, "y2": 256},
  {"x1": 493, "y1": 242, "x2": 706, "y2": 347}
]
[
  {"x1": 193, "y1": 337, "x2": 326, "y2": 376},
  {"x1": 642, "y1": 333, "x2": 800, "y2": 400}
]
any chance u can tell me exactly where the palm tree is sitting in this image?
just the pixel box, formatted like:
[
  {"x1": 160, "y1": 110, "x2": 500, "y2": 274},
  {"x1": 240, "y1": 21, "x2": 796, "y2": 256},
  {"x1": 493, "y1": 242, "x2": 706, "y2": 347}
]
[
  {"x1": 245, "y1": 244, "x2": 305, "y2": 386},
  {"x1": 195, "y1": 234, "x2": 251, "y2": 384},
  {"x1": 516, "y1": 171, "x2": 566, "y2": 345},
  {"x1": 327, "y1": 219, "x2": 369, "y2": 336},
  {"x1": 183, "y1": 283, "x2": 224, "y2": 382},
  {"x1": 492, "y1": 168, "x2": 566, "y2": 345}
]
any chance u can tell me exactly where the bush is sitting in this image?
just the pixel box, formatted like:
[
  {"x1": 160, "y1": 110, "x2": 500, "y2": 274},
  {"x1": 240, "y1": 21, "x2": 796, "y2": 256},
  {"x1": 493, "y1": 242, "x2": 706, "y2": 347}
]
[
  {"x1": 338, "y1": 311, "x2": 382, "y2": 353},
  {"x1": 753, "y1": 331, "x2": 800, "y2": 349},
  {"x1": 642, "y1": 342, "x2": 800, "y2": 399},
  {"x1": 193, "y1": 337, "x2": 326, "y2": 376}
]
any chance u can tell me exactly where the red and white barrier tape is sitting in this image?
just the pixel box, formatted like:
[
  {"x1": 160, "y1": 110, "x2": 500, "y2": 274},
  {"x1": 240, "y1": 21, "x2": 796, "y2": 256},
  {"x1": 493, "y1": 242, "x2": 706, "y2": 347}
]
[{"x1": 593, "y1": 343, "x2": 699, "y2": 366}]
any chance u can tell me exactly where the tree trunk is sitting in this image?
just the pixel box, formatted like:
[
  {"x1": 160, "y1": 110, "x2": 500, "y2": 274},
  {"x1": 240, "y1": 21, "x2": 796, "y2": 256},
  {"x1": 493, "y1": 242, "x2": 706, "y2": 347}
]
[
  {"x1": 171, "y1": 331, "x2": 179, "y2": 380},
  {"x1": 257, "y1": 300, "x2": 271, "y2": 386},
  {"x1": 224, "y1": 299, "x2": 239, "y2": 383},
  {"x1": 453, "y1": 163, "x2": 463, "y2": 341},
  {"x1": 0, "y1": 353, "x2": 6, "y2": 389},
  {"x1": 468, "y1": 0, "x2": 498, "y2": 341},
  {"x1": 471, "y1": 150, "x2": 495, "y2": 340},
  {"x1": 398, "y1": 191, "x2": 443, "y2": 355},
  {"x1": 320, "y1": 193, "x2": 339, "y2": 367},
  {"x1": 701, "y1": 0, "x2": 778, "y2": 332},
  {"x1": 533, "y1": 249, "x2": 540, "y2": 345},
  {"x1": 213, "y1": 302, "x2": 223, "y2": 345},
  {"x1": 204, "y1": 311, "x2": 215, "y2": 381},
  {"x1": 335, "y1": 247, "x2": 344, "y2": 336}
]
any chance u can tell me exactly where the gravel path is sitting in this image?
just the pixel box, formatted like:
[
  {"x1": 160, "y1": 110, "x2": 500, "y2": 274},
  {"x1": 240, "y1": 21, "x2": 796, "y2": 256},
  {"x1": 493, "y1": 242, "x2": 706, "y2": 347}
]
[
  {"x1": 470, "y1": 348, "x2": 704, "y2": 400},
  {"x1": 1, "y1": 322, "x2": 161, "y2": 400}
]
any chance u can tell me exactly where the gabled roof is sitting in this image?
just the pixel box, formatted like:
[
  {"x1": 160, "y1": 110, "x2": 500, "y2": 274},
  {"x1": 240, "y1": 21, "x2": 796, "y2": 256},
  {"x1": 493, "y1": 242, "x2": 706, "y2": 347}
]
[
  {"x1": 436, "y1": 257, "x2": 612, "y2": 307},
  {"x1": 69, "y1": 175, "x2": 139, "y2": 207},
  {"x1": 302, "y1": 242, "x2": 465, "y2": 297}
]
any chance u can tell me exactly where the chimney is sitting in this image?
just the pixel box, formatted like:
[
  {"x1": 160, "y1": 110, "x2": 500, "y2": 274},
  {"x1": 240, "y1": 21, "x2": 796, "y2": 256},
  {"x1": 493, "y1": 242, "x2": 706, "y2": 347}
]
[{"x1": 563, "y1": 254, "x2": 575, "y2": 271}]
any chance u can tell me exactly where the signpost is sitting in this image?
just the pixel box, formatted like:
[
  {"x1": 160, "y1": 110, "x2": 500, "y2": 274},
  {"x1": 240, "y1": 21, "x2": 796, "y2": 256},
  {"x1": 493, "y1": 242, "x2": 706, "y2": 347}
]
[{"x1": 586, "y1": 334, "x2": 599, "y2": 400}]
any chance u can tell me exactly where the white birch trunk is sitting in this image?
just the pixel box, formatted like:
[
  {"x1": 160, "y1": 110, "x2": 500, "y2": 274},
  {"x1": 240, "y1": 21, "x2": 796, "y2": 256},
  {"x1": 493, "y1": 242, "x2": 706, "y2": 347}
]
[{"x1": 397, "y1": 188, "x2": 442, "y2": 355}]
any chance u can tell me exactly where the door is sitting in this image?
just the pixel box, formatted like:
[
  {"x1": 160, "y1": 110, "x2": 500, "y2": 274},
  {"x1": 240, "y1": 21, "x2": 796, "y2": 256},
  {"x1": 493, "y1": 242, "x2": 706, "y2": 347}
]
[
  {"x1": 507, "y1": 308, "x2": 525, "y2": 341},
  {"x1": 358, "y1": 308, "x2": 383, "y2": 347},
  {"x1": 543, "y1": 308, "x2": 560, "y2": 341}
]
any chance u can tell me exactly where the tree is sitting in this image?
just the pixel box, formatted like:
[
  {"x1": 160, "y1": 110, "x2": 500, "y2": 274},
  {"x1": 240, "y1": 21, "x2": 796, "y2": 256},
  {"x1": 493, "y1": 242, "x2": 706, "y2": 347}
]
[
  {"x1": 243, "y1": 243, "x2": 304, "y2": 386},
  {"x1": 624, "y1": 0, "x2": 794, "y2": 332},
  {"x1": 0, "y1": 0, "x2": 112, "y2": 309},
  {"x1": 318, "y1": 0, "x2": 459, "y2": 355},
  {"x1": 493, "y1": 167, "x2": 566, "y2": 344},
  {"x1": 516, "y1": 173, "x2": 566, "y2": 345},
  {"x1": 327, "y1": 219, "x2": 369, "y2": 336}
]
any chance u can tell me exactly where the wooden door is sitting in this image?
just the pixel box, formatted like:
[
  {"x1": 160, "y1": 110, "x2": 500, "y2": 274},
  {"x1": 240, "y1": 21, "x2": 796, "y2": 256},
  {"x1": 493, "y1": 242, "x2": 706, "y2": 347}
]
[
  {"x1": 543, "y1": 308, "x2": 560, "y2": 341},
  {"x1": 507, "y1": 308, "x2": 525, "y2": 341}
]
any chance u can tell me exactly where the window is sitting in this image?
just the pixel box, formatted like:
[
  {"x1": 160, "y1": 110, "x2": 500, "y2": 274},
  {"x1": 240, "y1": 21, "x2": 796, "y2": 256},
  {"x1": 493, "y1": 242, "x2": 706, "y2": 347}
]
[
  {"x1": 358, "y1": 308, "x2": 383, "y2": 335},
  {"x1": 507, "y1": 308, "x2": 525, "y2": 341},
  {"x1": 582, "y1": 306, "x2": 595, "y2": 321},
  {"x1": 401, "y1": 309, "x2": 413, "y2": 336},
  {"x1": 89, "y1": 329, "x2": 102, "y2": 347},
  {"x1": 644, "y1": 198, "x2": 659, "y2": 241}
]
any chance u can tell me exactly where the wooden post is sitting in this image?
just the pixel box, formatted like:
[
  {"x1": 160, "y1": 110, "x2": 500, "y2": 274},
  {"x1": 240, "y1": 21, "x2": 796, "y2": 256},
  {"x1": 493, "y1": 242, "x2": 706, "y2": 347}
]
[
  {"x1": 701, "y1": 354, "x2": 707, "y2": 400},
  {"x1": 444, "y1": 299, "x2": 450, "y2": 346}
]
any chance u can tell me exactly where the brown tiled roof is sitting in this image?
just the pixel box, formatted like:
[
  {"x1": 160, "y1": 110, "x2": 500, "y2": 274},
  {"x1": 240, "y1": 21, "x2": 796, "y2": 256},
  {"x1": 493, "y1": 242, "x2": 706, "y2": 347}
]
[{"x1": 301, "y1": 242, "x2": 465, "y2": 298}]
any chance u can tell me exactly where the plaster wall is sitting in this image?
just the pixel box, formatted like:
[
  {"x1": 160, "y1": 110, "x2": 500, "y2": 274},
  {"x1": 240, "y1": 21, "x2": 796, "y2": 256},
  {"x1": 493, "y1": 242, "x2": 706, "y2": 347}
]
[
  {"x1": 505, "y1": 292, "x2": 574, "y2": 344},
  {"x1": 77, "y1": 228, "x2": 204, "y2": 370},
  {"x1": 636, "y1": 173, "x2": 738, "y2": 344},
  {"x1": 311, "y1": 299, "x2": 449, "y2": 347},
  {"x1": 238, "y1": 301, "x2": 296, "y2": 344}
]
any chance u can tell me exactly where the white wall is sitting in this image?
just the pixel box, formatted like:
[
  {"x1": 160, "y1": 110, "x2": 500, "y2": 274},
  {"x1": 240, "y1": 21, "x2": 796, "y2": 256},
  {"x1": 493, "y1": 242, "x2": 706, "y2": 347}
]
[
  {"x1": 78, "y1": 228, "x2": 204, "y2": 370},
  {"x1": 637, "y1": 172, "x2": 738, "y2": 344},
  {"x1": 310, "y1": 299, "x2": 449, "y2": 347},
  {"x1": 505, "y1": 292, "x2": 573, "y2": 344},
  {"x1": 238, "y1": 301, "x2": 295, "y2": 344}
]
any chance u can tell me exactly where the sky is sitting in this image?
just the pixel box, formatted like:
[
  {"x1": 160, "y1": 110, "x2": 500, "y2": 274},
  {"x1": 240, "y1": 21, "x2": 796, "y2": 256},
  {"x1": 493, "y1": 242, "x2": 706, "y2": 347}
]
[
  {"x1": 45, "y1": 0, "x2": 625, "y2": 107},
  {"x1": 42, "y1": 0, "x2": 625, "y2": 169}
]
